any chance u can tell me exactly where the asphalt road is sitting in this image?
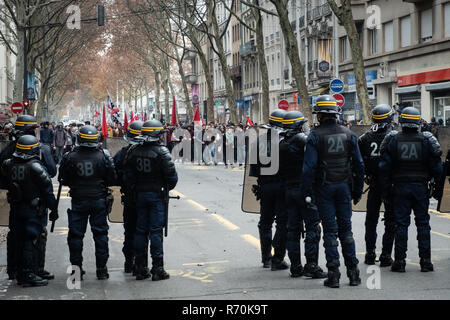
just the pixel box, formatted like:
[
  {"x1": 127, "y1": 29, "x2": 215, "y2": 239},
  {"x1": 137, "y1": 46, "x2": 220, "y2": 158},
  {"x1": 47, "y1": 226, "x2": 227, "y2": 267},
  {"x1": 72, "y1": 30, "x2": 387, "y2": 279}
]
[{"x1": 0, "y1": 162, "x2": 449, "y2": 300}]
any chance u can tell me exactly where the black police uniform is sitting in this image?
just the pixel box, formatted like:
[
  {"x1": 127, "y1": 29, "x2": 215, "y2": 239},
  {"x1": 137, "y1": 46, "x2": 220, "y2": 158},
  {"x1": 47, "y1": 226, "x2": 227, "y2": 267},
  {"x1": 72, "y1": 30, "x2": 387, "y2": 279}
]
[
  {"x1": 279, "y1": 111, "x2": 326, "y2": 279},
  {"x1": 59, "y1": 125, "x2": 117, "y2": 279},
  {"x1": 250, "y1": 109, "x2": 289, "y2": 270},
  {"x1": 0, "y1": 115, "x2": 56, "y2": 281},
  {"x1": 1, "y1": 135, "x2": 56, "y2": 287},
  {"x1": 357, "y1": 105, "x2": 396, "y2": 266},
  {"x1": 379, "y1": 107, "x2": 443, "y2": 272},
  {"x1": 113, "y1": 120, "x2": 144, "y2": 273},
  {"x1": 124, "y1": 120, "x2": 178, "y2": 280},
  {"x1": 302, "y1": 95, "x2": 365, "y2": 288}
]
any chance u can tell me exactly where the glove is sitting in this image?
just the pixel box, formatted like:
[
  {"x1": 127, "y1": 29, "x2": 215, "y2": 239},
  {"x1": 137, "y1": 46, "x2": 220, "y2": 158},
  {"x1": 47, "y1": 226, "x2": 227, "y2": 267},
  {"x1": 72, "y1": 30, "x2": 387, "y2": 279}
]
[
  {"x1": 49, "y1": 210, "x2": 59, "y2": 222},
  {"x1": 352, "y1": 192, "x2": 362, "y2": 205},
  {"x1": 251, "y1": 184, "x2": 261, "y2": 201}
]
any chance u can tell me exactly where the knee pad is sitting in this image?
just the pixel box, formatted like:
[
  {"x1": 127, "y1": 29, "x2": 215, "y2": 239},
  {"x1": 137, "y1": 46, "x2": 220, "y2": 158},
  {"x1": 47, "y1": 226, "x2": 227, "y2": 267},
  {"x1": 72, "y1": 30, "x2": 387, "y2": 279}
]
[
  {"x1": 323, "y1": 239, "x2": 339, "y2": 248},
  {"x1": 341, "y1": 235, "x2": 355, "y2": 246}
]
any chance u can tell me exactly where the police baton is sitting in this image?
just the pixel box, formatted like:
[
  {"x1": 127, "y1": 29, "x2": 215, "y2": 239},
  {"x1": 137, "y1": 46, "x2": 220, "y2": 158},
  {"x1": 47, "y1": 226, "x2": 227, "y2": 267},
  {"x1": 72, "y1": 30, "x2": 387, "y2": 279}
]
[
  {"x1": 51, "y1": 182, "x2": 63, "y2": 233},
  {"x1": 164, "y1": 187, "x2": 180, "y2": 237}
]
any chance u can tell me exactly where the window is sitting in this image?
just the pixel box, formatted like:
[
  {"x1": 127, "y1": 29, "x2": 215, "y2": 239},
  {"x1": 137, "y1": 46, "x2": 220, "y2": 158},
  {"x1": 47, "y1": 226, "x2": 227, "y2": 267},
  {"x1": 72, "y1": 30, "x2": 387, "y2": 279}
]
[
  {"x1": 339, "y1": 36, "x2": 347, "y2": 61},
  {"x1": 384, "y1": 22, "x2": 394, "y2": 52},
  {"x1": 369, "y1": 28, "x2": 378, "y2": 55},
  {"x1": 445, "y1": 3, "x2": 450, "y2": 38},
  {"x1": 277, "y1": 78, "x2": 280, "y2": 85},
  {"x1": 265, "y1": 36, "x2": 269, "y2": 43},
  {"x1": 400, "y1": 16, "x2": 411, "y2": 47},
  {"x1": 420, "y1": 8, "x2": 432, "y2": 43},
  {"x1": 270, "y1": 33, "x2": 274, "y2": 41},
  {"x1": 276, "y1": 31, "x2": 280, "y2": 38},
  {"x1": 271, "y1": 79, "x2": 274, "y2": 86}
]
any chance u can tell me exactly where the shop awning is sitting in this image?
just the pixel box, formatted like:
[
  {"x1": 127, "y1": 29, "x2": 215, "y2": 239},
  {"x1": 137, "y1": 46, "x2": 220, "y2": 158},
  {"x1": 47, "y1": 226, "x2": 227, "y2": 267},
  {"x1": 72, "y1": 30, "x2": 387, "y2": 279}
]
[
  {"x1": 394, "y1": 85, "x2": 421, "y2": 95},
  {"x1": 425, "y1": 81, "x2": 450, "y2": 92}
]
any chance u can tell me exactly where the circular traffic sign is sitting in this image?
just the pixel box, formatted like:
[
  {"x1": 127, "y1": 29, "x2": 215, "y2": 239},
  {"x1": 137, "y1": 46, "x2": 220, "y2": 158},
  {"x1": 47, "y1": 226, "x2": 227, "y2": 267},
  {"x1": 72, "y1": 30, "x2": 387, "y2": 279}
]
[
  {"x1": 10, "y1": 102, "x2": 24, "y2": 114},
  {"x1": 333, "y1": 94, "x2": 345, "y2": 107},
  {"x1": 330, "y1": 78, "x2": 344, "y2": 94},
  {"x1": 278, "y1": 99, "x2": 289, "y2": 110}
]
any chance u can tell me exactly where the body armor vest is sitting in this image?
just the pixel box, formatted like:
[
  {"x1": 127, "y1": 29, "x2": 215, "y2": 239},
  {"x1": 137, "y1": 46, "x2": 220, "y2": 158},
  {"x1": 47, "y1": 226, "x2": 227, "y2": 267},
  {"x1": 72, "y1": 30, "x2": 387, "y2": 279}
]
[
  {"x1": 279, "y1": 133, "x2": 306, "y2": 184},
  {"x1": 359, "y1": 128, "x2": 390, "y2": 179},
  {"x1": 315, "y1": 123, "x2": 352, "y2": 184},
  {"x1": 7, "y1": 159, "x2": 41, "y2": 202},
  {"x1": 393, "y1": 132, "x2": 429, "y2": 183},
  {"x1": 129, "y1": 143, "x2": 166, "y2": 192}
]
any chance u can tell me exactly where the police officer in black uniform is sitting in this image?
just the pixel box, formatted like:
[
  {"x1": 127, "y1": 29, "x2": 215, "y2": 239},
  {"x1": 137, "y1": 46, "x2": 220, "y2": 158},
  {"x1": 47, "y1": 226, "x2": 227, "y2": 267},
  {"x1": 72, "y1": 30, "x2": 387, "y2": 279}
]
[
  {"x1": 0, "y1": 115, "x2": 56, "y2": 281},
  {"x1": 1, "y1": 135, "x2": 57, "y2": 287},
  {"x1": 124, "y1": 120, "x2": 178, "y2": 281},
  {"x1": 59, "y1": 125, "x2": 117, "y2": 280},
  {"x1": 279, "y1": 111, "x2": 327, "y2": 278},
  {"x1": 358, "y1": 104, "x2": 396, "y2": 266},
  {"x1": 250, "y1": 109, "x2": 289, "y2": 270},
  {"x1": 379, "y1": 107, "x2": 443, "y2": 272},
  {"x1": 302, "y1": 95, "x2": 365, "y2": 288},
  {"x1": 113, "y1": 120, "x2": 144, "y2": 273}
]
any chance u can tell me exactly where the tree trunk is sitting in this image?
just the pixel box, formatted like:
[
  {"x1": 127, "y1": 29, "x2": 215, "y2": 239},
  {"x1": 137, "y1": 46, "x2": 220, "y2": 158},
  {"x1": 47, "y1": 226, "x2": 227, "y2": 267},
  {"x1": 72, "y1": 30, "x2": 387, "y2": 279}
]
[
  {"x1": 254, "y1": 0, "x2": 270, "y2": 122},
  {"x1": 174, "y1": 49, "x2": 193, "y2": 122},
  {"x1": 208, "y1": 0, "x2": 237, "y2": 124},
  {"x1": 154, "y1": 71, "x2": 161, "y2": 120},
  {"x1": 327, "y1": 0, "x2": 371, "y2": 124},
  {"x1": 270, "y1": 0, "x2": 312, "y2": 122}
]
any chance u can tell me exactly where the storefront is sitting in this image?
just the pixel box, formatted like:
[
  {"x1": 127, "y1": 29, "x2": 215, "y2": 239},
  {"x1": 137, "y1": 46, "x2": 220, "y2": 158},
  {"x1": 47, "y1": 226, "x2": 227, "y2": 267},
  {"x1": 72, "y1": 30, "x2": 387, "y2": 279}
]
[
  {"x1": 394, "y1": 85, "x2": 422, "y2": 113},
  {"x1": 426, "y1": 81, "x2": 450, "y2": 125}
]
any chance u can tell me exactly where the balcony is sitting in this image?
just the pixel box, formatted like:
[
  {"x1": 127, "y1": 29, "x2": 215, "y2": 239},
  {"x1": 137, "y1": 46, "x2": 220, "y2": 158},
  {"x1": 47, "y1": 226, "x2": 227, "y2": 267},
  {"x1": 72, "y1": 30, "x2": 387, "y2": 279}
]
[
  {"x1": 184, "y1": 72, "x2": 197, "y2": 84},
  {"x1": 184, "y1": 48, "x2": 197, "y2": 60},
  {"x1": 322, "y1": 3, "x2": 332, "y2": 16},
  {"x1": 230, "y1": 64, "x2": 242, "y2": 79},
  {"x1": 239, "y1": 40, "x2": 257, "y2": 57}
]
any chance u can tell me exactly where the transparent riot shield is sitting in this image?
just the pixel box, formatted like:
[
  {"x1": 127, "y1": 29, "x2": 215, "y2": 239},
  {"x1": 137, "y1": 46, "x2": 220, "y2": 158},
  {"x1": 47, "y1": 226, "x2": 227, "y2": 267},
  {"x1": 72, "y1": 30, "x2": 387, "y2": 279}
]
[
  {"x1": 241, "y1": 162, "x2": 260, "y2": 214},
  {"x1": 351, "y1": 184, "x2": 385, "y2": 212},
  {"x1": 0, "y1": 189, "x2": 9, "y2": 226}
]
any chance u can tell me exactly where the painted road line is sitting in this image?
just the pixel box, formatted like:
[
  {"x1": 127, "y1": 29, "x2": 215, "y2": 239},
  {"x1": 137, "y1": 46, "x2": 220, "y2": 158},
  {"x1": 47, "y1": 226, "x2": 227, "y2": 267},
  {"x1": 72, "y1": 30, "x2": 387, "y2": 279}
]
[
  {"x1": 186, "y1": 199, "x2": 208, "y2": 211},
  {"x1": 241, "y1": 234, "x2": 260, "y2": 248},
  {"x1": 429, "y1": 209, "x2": 450, "y2": 220},
  {"x1": 431, "y1": 230, "x2": 450, "y2": 239},
  {"x1": 182, "y1": 260, "x2": 229, "y2": 266},
  {"x1": 208, "y1": 213, "x2": 240, "y2": 231},
  {"x1": 171, "y1": 190, "x2": 186, "y2": 199}
]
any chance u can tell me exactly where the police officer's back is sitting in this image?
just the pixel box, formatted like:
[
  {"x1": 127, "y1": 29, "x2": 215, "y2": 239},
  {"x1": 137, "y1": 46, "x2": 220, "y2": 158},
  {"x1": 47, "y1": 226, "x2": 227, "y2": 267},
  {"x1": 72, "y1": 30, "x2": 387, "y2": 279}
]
[
  {"x1": 379, "y1": 107, "x2": 443, "y2": 272},
  {"x1": 113, "y1": 120, "x2": 143, "y2": 273},
  {"x1": 124, "y1": 120, "x2": 178, "y2": 281},
  {"x1": 59, "y1": 125, "x2": 117, "y2": 280},
  {"x1": 302, "y1": 95, "x2": 364, "y2": 288},
  {"x1": 358, "y1": 104, "x2": 396, "y2": 267},
  {"x1": 1, "y1": 135, "x2": 57, "y2": 287}
]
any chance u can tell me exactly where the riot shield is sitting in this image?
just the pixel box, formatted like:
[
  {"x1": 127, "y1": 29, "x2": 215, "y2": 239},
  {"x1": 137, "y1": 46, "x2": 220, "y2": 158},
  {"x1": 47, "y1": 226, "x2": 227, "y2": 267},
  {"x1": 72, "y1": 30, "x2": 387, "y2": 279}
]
[
  {"x1": 0, "y1": 189, "x2": 9, "y2": 226},
  {"x1": 437, "y1": 151, "x2": 450, "y2": 212},
  {"x1": 108, "y1": 186, "x2": 124, "y2": 223},
  {"x1": 241, "y1": 163, "x2": 260, "y2": 214},
  {"x1": 351, "y1": 184, "x2": 385, "y2": 212}
]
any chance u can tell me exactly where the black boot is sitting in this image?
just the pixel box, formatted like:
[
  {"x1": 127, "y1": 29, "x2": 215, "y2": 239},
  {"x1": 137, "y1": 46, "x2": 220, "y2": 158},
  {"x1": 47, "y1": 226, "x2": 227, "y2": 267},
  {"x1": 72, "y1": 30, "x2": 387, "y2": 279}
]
[
  {"x1": 19, "y1": 272, "x2": 48, "y2": 287},
  {"x1": 364, "y1": 252, "x2": 376, "y2": 265},
  {"x1": 37, "y1": 269, "x2": 55, "y2": 280},
  {"x1": 151, "y1": 259, "x2": 170, "y2": 281},
  {"x1": 96, "y1": 267, "x2": 109, "y2": 280},
  {"x1": 271, "y1": 259, "x2": 289, "y2": 271},
  {"x1": 70, "y1": 265, "x2": 85, "y2": 281},
  {"x1": 262, "y1": 256, "x2": 272, "y2": 268},
  {"x1": 290, "y1": 264, "x2": 304, "y2": 278},
  {"x1": 124, "y1": 258, "x2": 135, "y2": 274},
  {"x1": 379, "y1": 253, "x2": 393, "y2": 267},
  {"x1": 391, "y1": 259, "x2": 406, "y2": 273},
  {"x1": 420, "y1": 258, "x2": 434, "y2": 272},
  {"x1": 7, "y1": 271, "x2": 16, "y2": 281},
  {"x1": 324, "y1": 268, "x2": 340, "y2": 288},
  {"x1": 135, "y1": 264, "x2": 151, "y2": 280},
  {"x1": 303, "y1": 263, "x2": 327, "y2": 279},
  {"x1": 347, "y1": 267, "x2": 361, "y2": 286}
]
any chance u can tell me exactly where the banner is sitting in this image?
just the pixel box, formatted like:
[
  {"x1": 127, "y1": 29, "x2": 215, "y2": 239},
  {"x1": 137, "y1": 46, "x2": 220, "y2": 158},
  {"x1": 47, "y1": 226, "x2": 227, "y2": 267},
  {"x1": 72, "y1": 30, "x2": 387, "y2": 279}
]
[
  {"x1": 192, "y1": 84, "x2": 199, "y2": 107},
  {"x1": 318, "y1": 39, "x2": 331, "y2": 80}
]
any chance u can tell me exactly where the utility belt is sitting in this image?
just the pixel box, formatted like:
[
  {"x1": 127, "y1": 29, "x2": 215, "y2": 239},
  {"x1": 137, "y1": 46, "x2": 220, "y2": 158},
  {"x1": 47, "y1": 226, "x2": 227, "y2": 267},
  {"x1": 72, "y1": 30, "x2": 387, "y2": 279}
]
[
  {"x1": 135, "y1": 183, "x2": 164, "y2": 193},
  {"x1": 69, "y1": 188, "x2": 108, "y2": 201}
]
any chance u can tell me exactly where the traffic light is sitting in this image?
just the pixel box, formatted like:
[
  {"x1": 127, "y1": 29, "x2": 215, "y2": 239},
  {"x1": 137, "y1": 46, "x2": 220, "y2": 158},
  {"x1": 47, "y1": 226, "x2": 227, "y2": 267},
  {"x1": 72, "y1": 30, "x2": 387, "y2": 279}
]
[
  {"x1": 97, "y1": 4, "x2": 105, "y2": 26},
  {"x1": 23, "y1": 100, "x2": 30, "y2": 108}
]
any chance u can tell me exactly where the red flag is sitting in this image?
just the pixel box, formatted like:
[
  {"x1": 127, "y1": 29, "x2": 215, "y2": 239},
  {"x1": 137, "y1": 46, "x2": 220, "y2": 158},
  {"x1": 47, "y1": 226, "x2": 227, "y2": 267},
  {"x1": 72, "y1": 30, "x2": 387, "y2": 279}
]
[
  {"x1": 101, "y1": 104, "x2": 108, "y2": 138},
  {"x1": 123, "y1": 112, "x2": 128, "y2": 131},
  {"x1": 130, "y1": 111, "x2": 134, "y2": 124},
  {"x1": 247, "y1": 117, "x2": 254, "y2": 126},
  {"x1": 194, "y1": 106, "x2": 201, "y2": 127},
  {"x1": 171, "y1": 96, "x2": 177, "y2": 125}
]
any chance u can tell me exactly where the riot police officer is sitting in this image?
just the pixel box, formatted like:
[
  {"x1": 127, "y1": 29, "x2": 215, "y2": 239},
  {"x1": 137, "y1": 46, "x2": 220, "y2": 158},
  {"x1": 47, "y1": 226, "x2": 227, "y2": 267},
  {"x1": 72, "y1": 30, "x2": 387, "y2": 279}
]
[
  {"x1": 1, "y1": 135, "x2": 57, "y2": 287},
  {"x1": 379, "y1": 107, "x2": 443, "y2": 272},
  {"x1": 113, "y1": 120, "x2": 144, "y2": 273},
  {"x1": 0, "y1": 115, "x2": 56, "y2": 281},
  {"x1": 279, "y1": 111, "x2": 327, "y2": 278},
  {"x1": 124, "y1": 120, "x2": 178, "y2": 281},
  {"x1": 250, "y1": 109, "x2": 289, "y2": 270},
  {"x1": 358, "y1": 104, "x2": 396, "y2": 266},
  {"x1": 59, "y1": 125, "x2": 117, "y2": 280},
  {"x1": 302, "y1": 95, "x2": 365, "y2": 288}
]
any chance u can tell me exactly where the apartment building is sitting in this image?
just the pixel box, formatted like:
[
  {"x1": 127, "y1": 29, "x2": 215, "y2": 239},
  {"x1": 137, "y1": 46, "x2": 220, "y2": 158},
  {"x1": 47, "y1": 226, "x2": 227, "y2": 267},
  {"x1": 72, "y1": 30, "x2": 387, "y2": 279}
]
[{"x1": 0, "y1": 18, "x2": 15, "y2": 123}]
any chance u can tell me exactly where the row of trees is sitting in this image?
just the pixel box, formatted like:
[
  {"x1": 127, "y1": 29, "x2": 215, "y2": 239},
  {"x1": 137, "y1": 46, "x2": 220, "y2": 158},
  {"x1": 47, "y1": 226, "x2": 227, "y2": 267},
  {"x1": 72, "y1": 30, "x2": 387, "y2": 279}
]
[{"x1": 0, "y1": 0, "x2": 372, "y2": 124}]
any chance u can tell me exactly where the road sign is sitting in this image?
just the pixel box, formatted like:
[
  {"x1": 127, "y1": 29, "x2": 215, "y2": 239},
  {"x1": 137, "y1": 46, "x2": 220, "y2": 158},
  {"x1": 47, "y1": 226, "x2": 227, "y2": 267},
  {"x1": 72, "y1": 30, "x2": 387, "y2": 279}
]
[
  {"x1": 333, "y1": 93, "x2": 345, "y2": 107},
  {"x1": 330, "y1": 78, "x2": 344, "y2": 94},
  {"x1": 278, "y1": 99, "x2": 289, "y2": 110},
  {"x1": 10, "y1": 102, "x2": 23, "y2": 114}
]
